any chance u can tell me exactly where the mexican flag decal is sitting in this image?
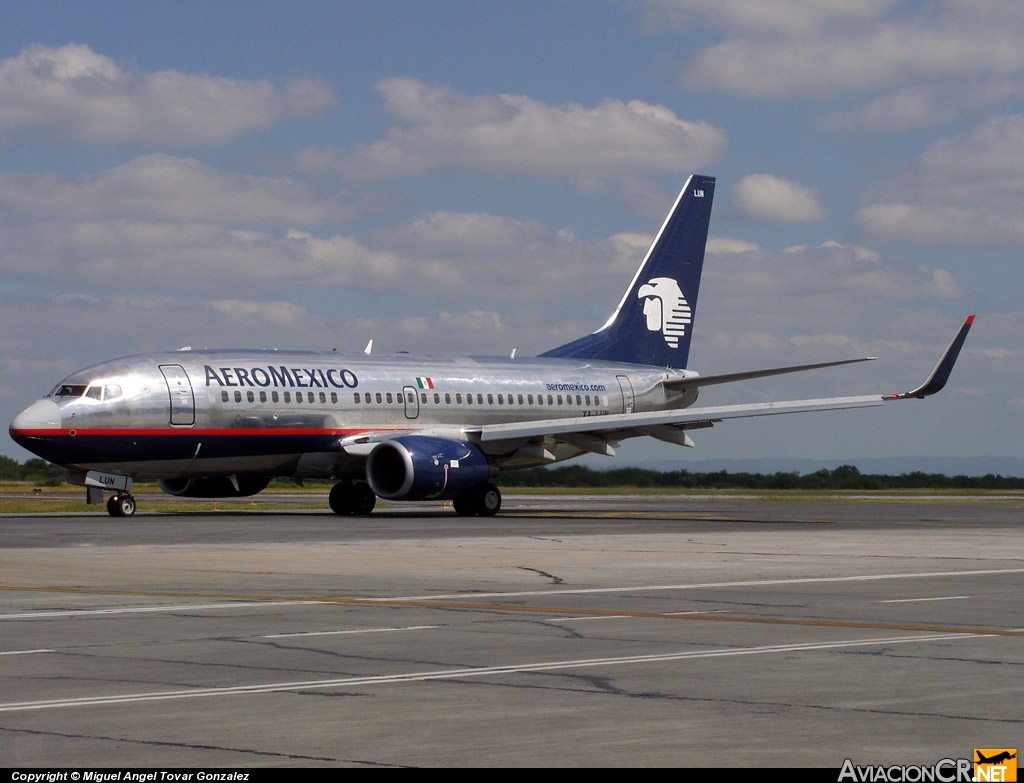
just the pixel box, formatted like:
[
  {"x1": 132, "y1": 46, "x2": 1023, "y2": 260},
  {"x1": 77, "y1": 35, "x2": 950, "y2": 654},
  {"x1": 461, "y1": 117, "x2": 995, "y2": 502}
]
[{"x1": 415, "y1": 377, "x2": 434, "y2": 389}]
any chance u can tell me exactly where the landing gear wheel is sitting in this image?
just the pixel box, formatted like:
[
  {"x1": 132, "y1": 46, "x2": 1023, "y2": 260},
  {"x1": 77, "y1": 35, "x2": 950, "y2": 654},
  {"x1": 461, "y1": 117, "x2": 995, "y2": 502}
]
[
  {"x1": 351, "y1": 483, "x2": 376, "y2": 516},
  {"x1": 453, "y1": 495, "x2": 477, "y2": 516},
  {"x1": 329, "y1": 482, "x2": 376, "y2": 516},
  {"x1": 329, "y1": 482, "x2": 353, "y2": 515},
  {"x1": 477, "y1": 483, "x2": 501, "y2": 517},
  {"x1": 107, "y1": 493, "x2": 136, "y2": 517},
  {"x1": 453, "y1": 484, "x2": 501, "y2": 517}
]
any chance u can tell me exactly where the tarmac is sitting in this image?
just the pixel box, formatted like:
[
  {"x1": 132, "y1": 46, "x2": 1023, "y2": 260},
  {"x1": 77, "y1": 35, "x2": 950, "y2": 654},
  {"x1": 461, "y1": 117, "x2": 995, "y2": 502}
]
[{"x1": 1, "y1": 493, "x2": 1022, "y2": 767}]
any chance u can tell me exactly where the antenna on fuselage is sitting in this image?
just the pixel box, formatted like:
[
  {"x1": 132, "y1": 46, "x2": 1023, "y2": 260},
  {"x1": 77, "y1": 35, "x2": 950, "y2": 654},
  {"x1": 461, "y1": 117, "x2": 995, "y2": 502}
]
[
  {"x1": 510, "y1": 348, "x2": 516, "y2": 359},
  {"x1": 364, "y1": 339, "x2": 373, "y2": 355}
]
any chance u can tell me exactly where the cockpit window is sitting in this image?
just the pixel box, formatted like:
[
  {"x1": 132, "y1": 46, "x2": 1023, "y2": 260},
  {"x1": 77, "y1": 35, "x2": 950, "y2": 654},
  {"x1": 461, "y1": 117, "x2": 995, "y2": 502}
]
[
  {"x1": 50, "y1": 381, "x2": 124, "y2": 401},
  {"x1": 51, "y1": 384, "x2": 88, "y2": 398}
]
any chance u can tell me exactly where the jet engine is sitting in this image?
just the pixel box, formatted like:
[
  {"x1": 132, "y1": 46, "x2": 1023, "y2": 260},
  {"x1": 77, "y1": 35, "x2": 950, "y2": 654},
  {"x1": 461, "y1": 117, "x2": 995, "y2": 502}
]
[
  {"x1": 365, "y1": 436, "x2": 491, "y2": 500},
  {"x1": 156, "y1": 476, "x2": 270, "y2": 498}
]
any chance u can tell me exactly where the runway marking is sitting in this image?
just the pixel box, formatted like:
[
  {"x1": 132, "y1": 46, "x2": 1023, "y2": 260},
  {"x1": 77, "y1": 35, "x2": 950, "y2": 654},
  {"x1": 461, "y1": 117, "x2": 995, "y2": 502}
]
[
  {"x1": 879, "y1": 596, "x2": 970, "y2": 604},
  {"x1": 0, "y1": 600, "x2": 321, "y2": 620},
  {"x1": 4, "y1": 566, "x2": 1022, "y2": 613},
  {"x1": 0, "y1": 632, "x2": 990, "y2": 713},
  {"x1": 1, "y1": 582, "x2": 1022, "y2": 637},
  {"x1": 546, "y1": 610, "x2": 726, "y2": 624},
  {"x1": 0, "y1": 649, "x2": 52, "y2": 656},
  {"x1": 263, "y1": 625, "x2": 437, "y2": 639},
  {"x1": 384, "y1": 567, "x2": 1024, "y2": 601}
]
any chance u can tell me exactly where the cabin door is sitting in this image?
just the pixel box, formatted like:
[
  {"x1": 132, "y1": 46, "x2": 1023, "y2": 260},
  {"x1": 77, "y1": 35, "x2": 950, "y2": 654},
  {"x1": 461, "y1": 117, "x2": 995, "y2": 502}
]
[
  {"x1": 616, "y1": 375, "x2": 635, "y2": 414},
  {"x1": 403, "y1": 385, "x2": 420, "y2": 419},
  {"x1": 159, "y1": 364, "x2": 195, "y2": 426}
]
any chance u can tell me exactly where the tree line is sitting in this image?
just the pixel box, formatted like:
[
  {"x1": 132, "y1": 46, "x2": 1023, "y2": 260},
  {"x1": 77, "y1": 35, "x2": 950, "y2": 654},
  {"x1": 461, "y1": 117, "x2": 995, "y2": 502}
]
[
  {"x1": 495, "y1": 464, "x2": 1024, "y2": 491},
  {"x1": 0, "y1": 456, "x2": 68, "y2": 484},
  {"x1": 3, "y1": 455, "x2": 1021, "y2": 490}
]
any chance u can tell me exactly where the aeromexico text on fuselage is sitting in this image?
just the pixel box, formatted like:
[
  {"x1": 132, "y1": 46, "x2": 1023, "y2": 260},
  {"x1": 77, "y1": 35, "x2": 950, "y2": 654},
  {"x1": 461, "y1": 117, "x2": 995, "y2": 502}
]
[
  {"x1": 201, "y1": 363, "x2": 611, "y2": 394},
  {"x1": 203, "y1": 364, "x2": 359, "y2": 390}
]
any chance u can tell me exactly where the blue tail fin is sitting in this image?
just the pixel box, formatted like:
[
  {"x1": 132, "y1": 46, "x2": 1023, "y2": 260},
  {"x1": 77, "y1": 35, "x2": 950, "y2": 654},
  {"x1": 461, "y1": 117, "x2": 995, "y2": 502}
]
[{"x1": 540, "y1": 174, "x2": 715, "y2": 368}]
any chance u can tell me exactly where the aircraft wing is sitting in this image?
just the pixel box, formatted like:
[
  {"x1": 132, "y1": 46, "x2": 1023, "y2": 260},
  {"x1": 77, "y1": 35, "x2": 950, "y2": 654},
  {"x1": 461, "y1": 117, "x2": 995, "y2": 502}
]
[
  {"x1": 466, "y1": 395, "x2": 884, "y2": 455},
  {"x1": 468, "y1": 315, "x2": 974, "y2": 456}
]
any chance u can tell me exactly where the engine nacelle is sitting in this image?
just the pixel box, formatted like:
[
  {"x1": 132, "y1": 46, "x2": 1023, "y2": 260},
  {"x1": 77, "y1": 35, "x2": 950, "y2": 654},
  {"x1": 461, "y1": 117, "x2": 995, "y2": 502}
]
[
  {"x1": 366, "y1": 436, "x2": 491, "y2": 500},
  {"x1": 156, "y1": 476, "x2": 270, "y2": 498}
]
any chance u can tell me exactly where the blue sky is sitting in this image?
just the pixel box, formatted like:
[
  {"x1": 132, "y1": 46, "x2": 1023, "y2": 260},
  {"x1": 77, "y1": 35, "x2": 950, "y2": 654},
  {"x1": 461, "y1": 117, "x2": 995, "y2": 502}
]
[{"x1": 2, "y1": 1, "x2": 1021, "y2": 467}]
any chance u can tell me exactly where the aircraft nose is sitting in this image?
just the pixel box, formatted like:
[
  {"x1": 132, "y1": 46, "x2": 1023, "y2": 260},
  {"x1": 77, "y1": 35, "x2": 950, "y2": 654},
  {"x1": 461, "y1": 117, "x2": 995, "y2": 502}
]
[{"x1": 10, "y1": 399, "x2": 61, "y2": 433}]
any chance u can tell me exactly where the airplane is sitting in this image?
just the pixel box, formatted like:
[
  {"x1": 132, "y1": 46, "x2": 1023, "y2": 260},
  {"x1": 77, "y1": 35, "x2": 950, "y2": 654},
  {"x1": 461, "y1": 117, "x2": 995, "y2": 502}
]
[
  {"x1": 976, "y1": 752, "x2": 1016, "y2": 765},
  {"x1": 8, "y1": 174, "x2": 974, "y2": 518}
]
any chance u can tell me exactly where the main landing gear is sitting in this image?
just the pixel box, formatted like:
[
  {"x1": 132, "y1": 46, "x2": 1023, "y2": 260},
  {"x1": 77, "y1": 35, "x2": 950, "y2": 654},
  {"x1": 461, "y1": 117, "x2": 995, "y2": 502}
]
[
  {"x1": 329, "y1": 481, "x2": 377, "y2": 516},
  {"x1": 452, "y1": 483, "x2": 501, "y2": 517},
  {"x1": 106, "y1": 492, "x2": 137, "y2": 518}
]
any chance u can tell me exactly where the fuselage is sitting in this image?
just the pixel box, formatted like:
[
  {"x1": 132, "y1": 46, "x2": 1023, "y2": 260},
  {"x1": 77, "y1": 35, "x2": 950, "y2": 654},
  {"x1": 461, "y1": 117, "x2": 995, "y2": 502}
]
[{"x1": 10, "y1": 349, "x2": 699, "y2": 481}]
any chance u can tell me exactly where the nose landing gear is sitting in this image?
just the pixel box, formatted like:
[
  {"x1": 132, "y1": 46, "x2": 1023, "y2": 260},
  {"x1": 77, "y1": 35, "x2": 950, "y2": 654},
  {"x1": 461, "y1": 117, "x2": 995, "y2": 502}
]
[{"x1": 106, "y1": 493, "x2": 137, "y2": 517}]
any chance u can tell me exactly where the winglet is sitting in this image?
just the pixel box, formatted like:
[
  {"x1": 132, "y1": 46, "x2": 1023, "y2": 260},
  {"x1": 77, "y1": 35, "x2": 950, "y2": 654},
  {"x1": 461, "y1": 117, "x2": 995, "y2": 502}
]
[{"x1": 889, "y1": 315, "x2": 974, "y2": 400}]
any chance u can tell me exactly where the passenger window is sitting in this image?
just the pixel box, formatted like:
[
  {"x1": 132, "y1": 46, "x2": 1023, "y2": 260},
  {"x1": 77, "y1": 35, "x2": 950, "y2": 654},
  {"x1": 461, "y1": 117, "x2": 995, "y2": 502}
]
[
  {"x1": 376, "y1": 392, "x2": 383, "y2": 404},
  {"x1": 467, "y1": 394, "x2": 472, "y2": 405},
  {"x1": 354, "y1": 392, "x2": 361, "y2": 403},
  {"x1": 284, "y1": 392, "x2": 291, "y2": 403},
  {"x1": 487, "y1": 394, "x2": 494, "y2": 405},
  {"x1": 548, "y1": 395, "x2": 554, "y2": 405},
  {"x1": 433, "y1": 393, "x2": 440, "y2": 404},
  {"x1": 272, "y1": 391, "x2": 279, "y2": 403},
  {"x1": 221, "y1": 391, "x2": 229, "y2": 403},
  {"x1": 234, "y1": 391, "x2": 242, "y2": 403},
  {"x1": 518, "y1": 394, "x2": 524, "y2": 405},
  {"x1": 246, "y1": 391, "x2": 254, "y2": 403},
  {"x1": 557, "y1": 395, "x2": 563, "y2": 405},
  {"x1": 446, "y1": 393, "x2": 452, "y2": 404},
  {"x1": 260, "y1": 392, "x2": 267, "y2": 403},
  {"x1": 456, "y1": 394, "x2": 463, "y2": 404},
  {"x1": 528, "y1": 394, "x2": 534, "y2": 404},
  {"x1": 331, "y1": 392, "x2": 338, "y2": 404}
]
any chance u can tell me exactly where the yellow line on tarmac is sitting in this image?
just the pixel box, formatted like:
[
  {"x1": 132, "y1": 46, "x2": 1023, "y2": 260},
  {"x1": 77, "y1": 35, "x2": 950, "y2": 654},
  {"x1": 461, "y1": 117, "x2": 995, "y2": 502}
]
[{"x1": 2, "y1": 583, "x2": 1022, "y2": 637}]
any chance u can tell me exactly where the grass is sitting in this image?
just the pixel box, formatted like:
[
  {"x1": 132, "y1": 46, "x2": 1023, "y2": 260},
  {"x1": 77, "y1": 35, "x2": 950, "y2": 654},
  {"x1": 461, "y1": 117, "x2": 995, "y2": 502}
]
[{"x1": 0, "y1": 480, "x2": 1020, "y2": 514}]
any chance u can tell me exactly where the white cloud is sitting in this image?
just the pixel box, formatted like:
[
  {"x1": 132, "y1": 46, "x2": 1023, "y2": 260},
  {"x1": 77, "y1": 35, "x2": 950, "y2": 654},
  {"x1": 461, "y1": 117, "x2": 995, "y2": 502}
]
[
  {"x1": 0, "y1": 43, "x2": 336, "y2": 146},
  {"x1": 680, "y1": 3, "x2": 1024, "y2": 97},
  {"x1": 695, "y1": 241, "x2": 963, "y2": 349},
  {"x1": 732, "y1": 174, "x2": 826, "y2": 223},
  {"x1": 856, "y1": 114, "x2": 1024, "y2": 245},
  {"x1": 0, "y1": 155, "x2": 357, "y2": 224},
  {"x1": 647, "y1": 0, "x2": 893, "y2": 37},
  {"x1": 323, "y1": 78, "x2": 726, "y2": 186}
]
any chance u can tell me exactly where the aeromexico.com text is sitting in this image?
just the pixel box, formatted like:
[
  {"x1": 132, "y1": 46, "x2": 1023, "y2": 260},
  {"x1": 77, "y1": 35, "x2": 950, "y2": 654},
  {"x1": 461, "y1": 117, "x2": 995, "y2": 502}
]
[
  {"x1": 545, "y1": 382, "x2": 607, "y2": 392},
  {"x1": 204, "y1": 365, "x2": 358, "y2": 390}
]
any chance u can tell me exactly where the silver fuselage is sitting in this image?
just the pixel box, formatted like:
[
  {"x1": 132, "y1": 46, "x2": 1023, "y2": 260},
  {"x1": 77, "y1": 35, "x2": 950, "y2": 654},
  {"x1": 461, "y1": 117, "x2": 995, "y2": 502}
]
[{"x1": 11, "y1": 350, "x2": 699, "y2": 481}]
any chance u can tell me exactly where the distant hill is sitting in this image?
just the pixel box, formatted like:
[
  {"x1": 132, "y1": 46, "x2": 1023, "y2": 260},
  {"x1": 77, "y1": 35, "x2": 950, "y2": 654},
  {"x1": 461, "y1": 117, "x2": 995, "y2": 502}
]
[{"x1": 626, "y1": 456, "x2": 1024, "y2": 478}]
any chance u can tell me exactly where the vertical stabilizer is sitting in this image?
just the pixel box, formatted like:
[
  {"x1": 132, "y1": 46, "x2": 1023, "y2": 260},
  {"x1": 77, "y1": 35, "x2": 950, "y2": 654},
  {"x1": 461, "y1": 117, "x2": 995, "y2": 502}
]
[{"x1": 540, "y1": 174, "x2": 715, "y2": 368}]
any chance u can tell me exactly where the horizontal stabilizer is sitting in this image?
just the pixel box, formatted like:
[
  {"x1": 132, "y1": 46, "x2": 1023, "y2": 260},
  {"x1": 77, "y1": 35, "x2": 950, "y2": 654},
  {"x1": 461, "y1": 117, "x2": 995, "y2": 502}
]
[{"x1": 667, "y1": 357, "x2": 876, "y2": 391}]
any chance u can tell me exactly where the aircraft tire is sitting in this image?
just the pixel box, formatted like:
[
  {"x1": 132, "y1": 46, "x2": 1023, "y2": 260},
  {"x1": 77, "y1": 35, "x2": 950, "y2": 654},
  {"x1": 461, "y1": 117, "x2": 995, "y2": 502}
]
[
  {"x1": 328, "y1": 482, "x2": 353, "y2": 515},
  {"x1": 452, "y1": 494, "x2": 477, "y2": 516},
  {"x1": 477, "y1": 484, "x2": 501, "y2": 517},
  {"x1": 107, "y1": 493, "x2": 136, "y2": 517},
  {"x1": 351, "y1": 483, "x2": 376, "y2": 516}
]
